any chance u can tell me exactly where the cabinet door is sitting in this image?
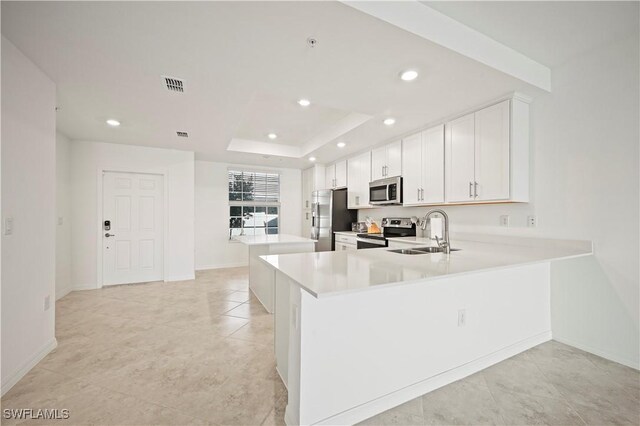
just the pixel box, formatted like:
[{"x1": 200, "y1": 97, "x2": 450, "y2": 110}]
[
  {"x1": 386, "y1": 140, "x2": 402, "y2": 178},
  {"x1": 325, "y1": 164, "x2": 335, "y2": 189},
  {"x1": 335, "y1": 160, "x2": 347, "y2": 188},
  {"x1": 371, "y1": 146, "x2": 386, "y2": 180},
  {"x1": 301, "y1": 210, "x2": 312, "y2": 237},
  {"x1": 358, "y1": 151, "x2": 371, "y2": 207},
  {"x1": 347, "y1": 156, "x2": 360, "y2": 209},
  {"x1": 446, "y1": 113, "x2": 475, "y2": 202},
  {"x1": 475, "y1": 100, "x2": 510, "y2": 201},
  {"x1": 402, "y1": 132, "x2": 422, "y2": 205},
  {"x1": 302, "y1": 167, "x2": 313, "y2": 210},
  {"x1": 422, "y1": 124, "x2": 445, "y2": 203}
]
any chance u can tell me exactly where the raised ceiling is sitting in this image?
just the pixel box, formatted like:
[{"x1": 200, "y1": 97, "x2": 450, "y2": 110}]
[{"x1": 2, "y1": 1, "x2": 634, "y2": 168}]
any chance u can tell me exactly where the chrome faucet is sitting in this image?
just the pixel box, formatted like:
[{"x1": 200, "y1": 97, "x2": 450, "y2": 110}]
[{"x1": 421, "y1": 209, "x2": 450, "y2": 254}]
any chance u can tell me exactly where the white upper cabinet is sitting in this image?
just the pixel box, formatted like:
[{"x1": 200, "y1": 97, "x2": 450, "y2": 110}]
[
  {"x1": 402, "y1": 125, "x2": 444, "y2": 206},
  {"x1": 335, "y1": 160, "x2": 347, "y2": 188},
  {"x1": 371, "y1": 140, "x2": 402, "y2": 180},
  {"x1": 446, "y1": 98, "x2": 529, "y2": 203},
  {"x1": 474, "y1": 100, "x2": 510, "y2": 201},
  {"x1": 422, "y1": 125, "x2": 445, "y2": 203},
  {"x1": 325, "y1": 160, "x2": 347, "y2": 189},
  {"x1": 347, "y1": 151, "x2": 371, "y2": 209},
  {"x1": 401, "y1": 132, "x2": 422, "y2": 205},
  {"x1": 446, "y1": 113, "x2": 476, "y2": 202}
]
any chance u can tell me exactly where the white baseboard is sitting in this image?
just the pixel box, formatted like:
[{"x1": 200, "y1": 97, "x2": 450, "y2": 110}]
[
  {"x1": 55, "y1": 286, "x2": 72, "y2": 300},
  {"x1": 314, "y1": 331, "x2": 551, "y2": 426},
  {"x1": 72, "y1": 283, "x2": 99, "y2": 291},
  {"x1": 553, "y1": 336, "x2": 640, "y2": 371},
  {"x1": 1, "y1": 338, "x2": 58, "y2": 396},
  {"x1": 164, "y1": 274, "x2": 196, "y2": 282},
  {"x1": 195, "y1": 262, "x2": 248, "y2": 271}
]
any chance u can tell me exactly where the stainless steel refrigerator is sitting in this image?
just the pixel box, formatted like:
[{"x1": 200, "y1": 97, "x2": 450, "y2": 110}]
[{"x1": 310, "y1": 188, "x2": 357, "y2": 251}]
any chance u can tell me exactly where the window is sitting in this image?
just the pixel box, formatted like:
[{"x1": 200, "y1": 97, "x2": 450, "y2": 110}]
[{"x1": 228, "y1": 170, "x2": 280, "y2": 238}]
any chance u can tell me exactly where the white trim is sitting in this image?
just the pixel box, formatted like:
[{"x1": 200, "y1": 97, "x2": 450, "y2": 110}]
[
  {"x1": 72, "y1": 283, "x2": 101, "y2": 291},
  {"x1": 1, "y1": 338, "x2": 58, "y2": 396},
  {"x1": 311, "y1": 331, "x2": 551, "y2": 426},
  {"x1": 164, "y1": 274, "x2": 196, "y2": 282},
  {"x1": 195, "y1": 262, "x2": 248, "y2": 271},
  {"x1": 552, "y1": 337, "x2": 640, "y2": 371},
  {"x1": 97, "y1": 169, "x2": 167, "y2": 289}
]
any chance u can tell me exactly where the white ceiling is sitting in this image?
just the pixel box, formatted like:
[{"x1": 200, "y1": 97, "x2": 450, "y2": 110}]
[{"x1": 2, "y1": 1, "x2": 636, "y2": 169}]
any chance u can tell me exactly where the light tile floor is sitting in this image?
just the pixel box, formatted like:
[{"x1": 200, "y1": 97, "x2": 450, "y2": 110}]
[{"x1": 2, "y1": 267, "x2": 638, "y2": 425}]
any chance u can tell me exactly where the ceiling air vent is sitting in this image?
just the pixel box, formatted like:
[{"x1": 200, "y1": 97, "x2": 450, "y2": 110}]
[
  {"x1": 176, "y1": 131, "x2": 188, "y2": 138},
  {"x1": 162, "y1": 76, "x2": 184, "y2": 93}
]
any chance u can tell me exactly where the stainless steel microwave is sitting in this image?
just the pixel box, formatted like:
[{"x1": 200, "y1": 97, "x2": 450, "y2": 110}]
[{"x1": 369, "y1": 176, "x2": 402, "y2": 205}]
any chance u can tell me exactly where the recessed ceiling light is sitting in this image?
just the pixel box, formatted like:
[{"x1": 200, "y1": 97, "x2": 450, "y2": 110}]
[
  {"x1": 267, "y1": 133, "x2": 278, "y2": 140},
  {"x1": 106, "y1": 119, "x2": 121, "y2": 127},
  {"x1": 383, "y1": 118, "x2": 396, "y2": 126},
  {"x1": 337, "y1": 142, "x2": 346, "y2": 148},
  {"x1": 400, "y1": 70, "x2": 419, "y2": 81},
  {"x1": 298, "y1": 99, "x2": 311, "y2": 107},
  {"x1": 309, "y1": 156, "x2": 316, "y2": 162}
]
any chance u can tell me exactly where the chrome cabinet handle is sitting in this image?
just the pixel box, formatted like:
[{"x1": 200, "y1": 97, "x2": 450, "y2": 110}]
[
  {"x1": 305, "y1": 200, "x2": 309, "y2": 208},
  {"x1": 417, "y1": 188, "x2": 420, "y2": 201},
  {"x1": 306, "y1": 212, "x2": 309, "y2": 220},
  {"x1": 469, "y1": 182, "x2": 473, "y2": 198},
  {"x1": 355, "y1": 195, "x2": 360, "y2": 205},
  {"x1": 105, "y1": 233, "x2": 115, "y2": 237},
  {"x1": 421, "y1": 188, "x2": 424, "y2": 201},
  {"x1": 474, "y1": 182, "x2": 478, "y2": 198}
]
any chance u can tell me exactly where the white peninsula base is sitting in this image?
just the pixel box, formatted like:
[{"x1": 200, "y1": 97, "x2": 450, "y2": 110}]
[
  {"x1": 234, "y1": 234, "x2": 315, "y2": 313},
  {"x1": 262, "y1": 235, "x2": 592, "y2": 425}
]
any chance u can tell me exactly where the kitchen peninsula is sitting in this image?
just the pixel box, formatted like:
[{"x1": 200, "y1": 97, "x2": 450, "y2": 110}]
[
  {"x1": 260, "y1": 234, "x2": 593, "y2": 425},
  {"x1": 234, "y1": 234, "x2": 316, "y2": 313}
]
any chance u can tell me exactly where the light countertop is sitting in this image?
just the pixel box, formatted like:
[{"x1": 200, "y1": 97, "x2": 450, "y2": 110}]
[
  {"x1": 334, "y1": 231, "x2": 360, "y2": 236},
  {"x1": 260, "y1": 234, "x2": 592, "y2": 298},
  {"x1": 233, "y1": 234, "x2": 316, "y2": 246}
]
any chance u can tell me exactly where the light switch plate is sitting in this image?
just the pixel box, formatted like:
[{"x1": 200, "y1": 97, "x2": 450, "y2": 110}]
[{"x1": 4, "y1": 217, "x2": 13, "y2": 235}]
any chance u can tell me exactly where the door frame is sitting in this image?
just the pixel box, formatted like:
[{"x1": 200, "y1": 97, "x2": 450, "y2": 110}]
[{"x1": 96, "y1": 168, "x2": 168, "y2": 288}]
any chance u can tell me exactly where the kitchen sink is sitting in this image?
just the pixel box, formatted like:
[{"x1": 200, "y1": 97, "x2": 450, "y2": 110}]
[
  {"x1": 388, "y1": 246, "x2": 461, "y2": 255},
  {"x1": 388, "y1": 248, "x2": 426, "y2": 255}
]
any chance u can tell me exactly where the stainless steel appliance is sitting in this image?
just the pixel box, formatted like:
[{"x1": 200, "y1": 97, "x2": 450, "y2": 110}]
[
  {"x1": 369, "y1": 176, "x2": 402, "y2": 205},
  {"x1": 311, "y1": 189, "x2": 357, "y2": 252},
  {"x1": 356, "y1": 217, "x2": 416, "y2": 249}
]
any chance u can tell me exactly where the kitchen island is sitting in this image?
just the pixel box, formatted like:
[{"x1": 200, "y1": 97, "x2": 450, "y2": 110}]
[
  {"x1": 233, "y1": 234, "x2": 316, "y2": 313},
  {"x1": 260, "y1": 234, "x2": 592, "y2": 425}
]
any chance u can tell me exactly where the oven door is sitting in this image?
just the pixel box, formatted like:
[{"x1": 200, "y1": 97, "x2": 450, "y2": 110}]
[{"x1": 356, "y1": 237, "x2": 387, "y2": 249}]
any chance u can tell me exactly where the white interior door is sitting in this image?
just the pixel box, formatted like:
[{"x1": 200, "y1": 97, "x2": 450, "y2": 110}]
[{"x1": 103, "y1": 172, "x2": 163, "y2": 286}]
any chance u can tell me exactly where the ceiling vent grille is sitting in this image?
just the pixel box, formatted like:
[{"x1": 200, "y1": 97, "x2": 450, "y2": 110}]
[
  {"x1": 176, "y1": 131, "x2": 188, "y2": 138},
  {"x1": 163, "y1": 76, "x2": 184, "y2": 93}
]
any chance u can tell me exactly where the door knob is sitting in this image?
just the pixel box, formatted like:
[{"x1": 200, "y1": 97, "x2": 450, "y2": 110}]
[{"x1": 105, "y1": 233, "x2": 116, "y2": 237}]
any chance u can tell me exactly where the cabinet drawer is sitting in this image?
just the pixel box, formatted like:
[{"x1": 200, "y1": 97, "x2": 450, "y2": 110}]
[{"x1": 336, "y1": 234, "x2": 357, "y2": 245}]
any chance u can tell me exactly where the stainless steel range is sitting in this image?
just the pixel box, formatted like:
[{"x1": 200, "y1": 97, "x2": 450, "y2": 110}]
[{"x1": 356, "y1": 217, "x2": 416, "y2": 249}]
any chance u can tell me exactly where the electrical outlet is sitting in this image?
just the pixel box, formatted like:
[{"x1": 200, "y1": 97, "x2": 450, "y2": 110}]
[
  {"x1": 457, "y1": 309, "x2": 466, "y2": 327},
  {"x1": 4, "y1": 217, "x2": 13, "y2": 235},
  {"x1": 527, "y1": 215, "x2": 537, "y2": 227},
  {"x1": 58, "y1": 217, "x2": 64, "y2": 226},
  {"x1": 44, "y1": 295, "x2": 50, "y2": 311},
  {"x1": 500, "y1": 215, "x2": 510, "y2": 227}
]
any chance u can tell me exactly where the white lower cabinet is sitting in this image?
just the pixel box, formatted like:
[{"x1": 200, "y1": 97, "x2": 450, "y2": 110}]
[
  {"x1": 335, "y1": 233, "x2": 357, "y2": 251},
  {"x1": 347, "y1": 151, "x2": 371, "y2": 209}
]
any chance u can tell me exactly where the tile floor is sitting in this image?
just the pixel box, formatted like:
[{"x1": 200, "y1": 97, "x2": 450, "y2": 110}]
[{"x1": 2, "y1": 267, "x2": 638, "y2": 425}]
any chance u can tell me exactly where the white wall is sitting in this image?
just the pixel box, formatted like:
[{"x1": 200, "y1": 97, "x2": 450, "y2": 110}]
[
  {"x1": 360, "y1": 33, "x2": 639, "y2": 368},
  {"x1": 1, "y1": 36, "x2": 57, "y2": 395},
  {"x1": 70, "y1": 141, "x2": 195, "y2": 288},
  {"x1": 56, "y1": 132, "x2": 72, "y2": 300},
  {"x1": 195, "y1": 160, "x2": 302, "y2": 270}
]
